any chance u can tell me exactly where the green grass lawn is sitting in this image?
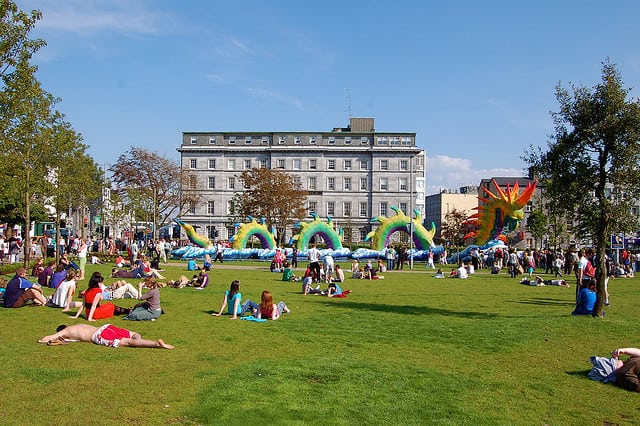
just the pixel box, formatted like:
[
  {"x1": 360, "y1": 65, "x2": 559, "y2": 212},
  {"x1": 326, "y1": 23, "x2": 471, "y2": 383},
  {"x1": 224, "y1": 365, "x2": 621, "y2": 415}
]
[{"x1": 1, "y1": 262, "x2": 639, "y2": 425}]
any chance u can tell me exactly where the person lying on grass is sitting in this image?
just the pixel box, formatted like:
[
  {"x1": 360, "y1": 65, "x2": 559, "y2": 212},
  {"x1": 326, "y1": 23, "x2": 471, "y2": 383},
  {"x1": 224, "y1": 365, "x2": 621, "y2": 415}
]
[
  {"x1": 589, "y1": 347, "x2": 640, "y2": 392},
  {"x1": 38, "y1": 323, "x2": 174, "y2": 349},
  {"x1": 256, "y1": 290, "x2": 290, "y2": 320}
]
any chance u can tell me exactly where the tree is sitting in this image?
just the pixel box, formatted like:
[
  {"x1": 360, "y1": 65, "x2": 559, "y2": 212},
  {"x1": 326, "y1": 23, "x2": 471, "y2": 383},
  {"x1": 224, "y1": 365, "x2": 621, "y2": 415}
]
[
  {"x1": 440, "y1": 208, "x2": 469, "y2": 250},
  {"x1": 238, "y1": 168, "x2": 308, "y2": 246},
  {"x1": 0, "y1": 2, "x2": 44, "y2": 79},
  {"x1": 110, "y1": 147, "x2": 199, "y2": 235},
  {"x1": 524, "y1": 60, "x2": 640, "y2": 317},
  {"x1": 526, "y1": 208, "x2": 548, "y2": 249}
]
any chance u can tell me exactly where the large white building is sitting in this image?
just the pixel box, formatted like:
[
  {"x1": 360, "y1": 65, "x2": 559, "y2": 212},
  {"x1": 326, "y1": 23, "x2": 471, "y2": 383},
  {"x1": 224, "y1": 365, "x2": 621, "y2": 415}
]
[{"x1": 178, "y1": 118, "x2": 425, "y2": 246}]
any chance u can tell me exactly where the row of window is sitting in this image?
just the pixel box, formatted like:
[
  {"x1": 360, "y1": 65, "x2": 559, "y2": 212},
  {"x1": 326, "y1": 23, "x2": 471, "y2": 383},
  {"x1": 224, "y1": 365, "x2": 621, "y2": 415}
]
[
  {"x1": 190, "y1": 200, "x2": 408, "y2": 219},
  {"x1": 201, "y1": 175, "x2": 411, "y2": 192},
  {"x1": 189, "y1": 135, "x2": 412, "y2": 146},
  {"x1": 190, "y1": 158, "x2": 410, "y2": 171}
]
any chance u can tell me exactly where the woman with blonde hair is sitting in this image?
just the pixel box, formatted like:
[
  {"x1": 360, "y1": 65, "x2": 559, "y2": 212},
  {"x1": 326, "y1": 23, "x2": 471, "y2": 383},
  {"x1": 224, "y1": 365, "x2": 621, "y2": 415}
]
[{"x1": 256, "y1": 290, "x2": 290, "y2": 321}]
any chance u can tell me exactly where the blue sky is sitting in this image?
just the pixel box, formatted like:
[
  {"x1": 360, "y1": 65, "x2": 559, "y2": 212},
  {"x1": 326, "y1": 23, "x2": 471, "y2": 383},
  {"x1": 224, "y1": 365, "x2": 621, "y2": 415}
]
[{"x1": 18, "y1": 0, "x2": 640, "y2": 194}]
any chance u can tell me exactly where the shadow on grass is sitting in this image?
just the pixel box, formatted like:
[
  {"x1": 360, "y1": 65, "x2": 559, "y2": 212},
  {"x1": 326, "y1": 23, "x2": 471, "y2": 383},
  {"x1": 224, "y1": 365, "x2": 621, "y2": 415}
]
[
  {"x1": 510, "y1": 297, "x2": 575, "y2": 307},
  {"x1": 316, "y1": 300, "x2": 498, "y2": 318}
]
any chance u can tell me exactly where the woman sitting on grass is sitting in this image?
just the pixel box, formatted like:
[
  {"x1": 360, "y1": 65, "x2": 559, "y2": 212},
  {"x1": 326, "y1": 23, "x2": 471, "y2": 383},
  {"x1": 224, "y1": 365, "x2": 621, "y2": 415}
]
[
  {"x1": 211, "y1": 280, "x2": 258, "y2": 319},
  {"x1": 123, "y1": 277, "x2": 163, "y2": 321},
  {"x1": 256, "y1": 290, "x2": 290, "y2": 321},
  {"x1": 572, "y1": 279, "x2": 597, "y2": 315},
  {"x1": 73, "y1": 273, "x2": 130, "y2": 321},
  {"x1": 47, "y1": 269, "x2": 83, "y2": 312}
]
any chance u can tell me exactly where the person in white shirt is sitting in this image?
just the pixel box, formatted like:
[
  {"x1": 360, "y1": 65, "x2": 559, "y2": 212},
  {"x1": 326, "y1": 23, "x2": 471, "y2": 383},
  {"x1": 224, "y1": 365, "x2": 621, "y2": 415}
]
[{"x1": 457, "y1": 263, "x2": 468, "y2": 279}]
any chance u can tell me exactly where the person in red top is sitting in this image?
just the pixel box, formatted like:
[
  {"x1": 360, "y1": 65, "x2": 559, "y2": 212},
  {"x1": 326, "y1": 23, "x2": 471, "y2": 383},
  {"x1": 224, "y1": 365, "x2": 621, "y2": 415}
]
[
  {"x1": 72, "y1": 273, "x2": 129, "y2": 321},
  {"x1": 256, "y1": 290, "x2": 290, "y2": 320}
]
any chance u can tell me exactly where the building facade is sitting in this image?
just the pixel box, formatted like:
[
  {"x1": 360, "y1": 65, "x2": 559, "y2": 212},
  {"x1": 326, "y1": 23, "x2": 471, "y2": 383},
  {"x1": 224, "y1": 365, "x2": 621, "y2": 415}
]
[
  {"x1": 425, "y1": 186, "x2": 479, "y2": 239},
  {"x1": 178, "y1": 118, "x2": 425, "y2": 245}
]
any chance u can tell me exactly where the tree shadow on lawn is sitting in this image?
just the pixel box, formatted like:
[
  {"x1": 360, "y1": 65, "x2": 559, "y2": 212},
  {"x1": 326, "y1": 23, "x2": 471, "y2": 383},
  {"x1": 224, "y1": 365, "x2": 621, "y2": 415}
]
[
  {"x1": 510, "y1": 297, "x2": 575, "y2": 307},
  {"x1": 317, "y1": 300, "x2": 498, "y2": 319}
]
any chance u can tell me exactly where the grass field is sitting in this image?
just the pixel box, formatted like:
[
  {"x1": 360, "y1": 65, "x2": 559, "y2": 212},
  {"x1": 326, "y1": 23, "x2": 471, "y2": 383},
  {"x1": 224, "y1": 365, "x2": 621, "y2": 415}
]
[{"x1": 1, "y1": 261, "x2": 639, "y2": 425}]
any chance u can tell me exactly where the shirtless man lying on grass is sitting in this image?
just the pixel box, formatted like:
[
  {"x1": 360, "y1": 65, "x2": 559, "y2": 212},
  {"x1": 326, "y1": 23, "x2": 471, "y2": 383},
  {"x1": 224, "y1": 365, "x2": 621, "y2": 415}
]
[{"x1": 38, "y1": 323, "x2": 174, "y2": 349}]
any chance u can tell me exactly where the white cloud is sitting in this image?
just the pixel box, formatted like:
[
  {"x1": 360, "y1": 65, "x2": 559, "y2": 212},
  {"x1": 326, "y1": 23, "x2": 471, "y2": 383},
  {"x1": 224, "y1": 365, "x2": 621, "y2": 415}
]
[
  {"x1": 426, "y1": 155, "x2": 523, "y2": 195},
  {"x1": 245, "y1": 87, "x2": 303, "y2": 110},
  {"x1": 30, "y1": 0, "x2": 170, "y2": 36}
]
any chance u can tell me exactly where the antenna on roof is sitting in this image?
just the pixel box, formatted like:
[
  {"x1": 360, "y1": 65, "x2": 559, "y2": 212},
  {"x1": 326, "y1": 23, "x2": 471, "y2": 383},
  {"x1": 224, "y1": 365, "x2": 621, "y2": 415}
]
[{"x1": 344, "y1": 88, "x2": 352, "y2": 121}]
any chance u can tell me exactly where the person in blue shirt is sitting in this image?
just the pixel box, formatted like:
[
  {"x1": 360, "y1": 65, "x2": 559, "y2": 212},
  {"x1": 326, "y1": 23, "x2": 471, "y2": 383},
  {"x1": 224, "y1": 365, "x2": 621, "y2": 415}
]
[
  {"x1": 4, "y1": 267, "x2": 47, "y2": 308},
  {"x1": 211, "y1": 280, "x2": 258, "y2": 319},
  {"x1": 572, "y1": 279, "x2": 597, "y2": 315}
]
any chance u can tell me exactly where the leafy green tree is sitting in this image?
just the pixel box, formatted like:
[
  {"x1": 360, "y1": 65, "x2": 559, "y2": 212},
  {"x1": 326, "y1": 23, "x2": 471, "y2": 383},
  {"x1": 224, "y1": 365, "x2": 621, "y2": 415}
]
[
  {"x1": 526, "y1": 208, "x2": 548, "y2": 249},
  {"x1": 524, "y1": 60, "x2": 640, "y2": 317},
  {"x1": 238, "y1": 168, "x2": 308, "y2": 246}
]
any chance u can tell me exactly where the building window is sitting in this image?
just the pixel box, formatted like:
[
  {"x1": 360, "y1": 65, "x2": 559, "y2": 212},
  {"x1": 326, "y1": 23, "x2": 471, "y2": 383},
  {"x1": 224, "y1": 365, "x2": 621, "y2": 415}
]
[
  {"x1": 327, "y1": 177, "x2": 335, "y2": 190},
  {"x1": 380, "y1": 202, "x2": 388, "y2": 216},
  {"x1": 344, "y1": 201, "x2": 351, "y2": 217},
  {"x1": 328, "y1": 137, "x2": 335, "y2": 145},
  {"x1": 209, "y1": 136, "x2": 216, "y2": 144},
  {"x1": 189, "y1": 159, "x2": 197, "y2": 169},
  {"x1": 294, "y1": 176, "x2": 301, "y2": 187},
  {"x1": 380, "y1": 160, "x2": 388, "y2": 170},
  {"x1": 259, "y1": 159, "x2": 267, "y2": 169},
  {"x1": 345, "y1": 137, "x2": 351, "y2": 144},
  {"x1": 188, "y1": 202, "x2": 196, "y2": 214},
  {"x1": 261, "y1": 136, "x2": 269, "y2": 144},
  {"x1": 294, "y1": 136, "x2": 301, "y2": 144},
  {"x1": 380, "y1": 178, "x2": 388, "y2": 191},
  {"x1": 391, "y1": 137, "x2": 400, "y2": 145},
  {"x1": 327, "y1": 201, "x2": 335, "y2": 216},
  {"x1": 401, "y1": 137, "x2": 412, "y2": 145},
  {"x1": 359, "y1": 202, "x2": 367, "y2": 217},
  {"x1": 277, "y1": 159, "x2": 285, "y2": 169},
  {"x1": 207, "y1": 201, "x2": 215, "y2": 215},
  {"x1": 245, "y1": 136, "x2": 252, "y2": 144},
  {"x1": 244, "y1": 159, "x2": 251, "y2": 170},
  {"x1": 228, "y1": 176, "x2": 235, "y2": 190},
  {"x1": 208, "y1": 159, "x2": 216, "y2": 169},
  {"x1": 400, "y1": 160, "x2": 408, "y2": 170},
  {"x1": 360, "y1": 177, "x2": 368, "y2": 191},
  {"x1": 361, "y1": 137, "x2": 369, "y2": 145},
  {"x1": 227, "y1": 200, "x2": 233, "y2": 215},
  {"x1": 344, "y1": 177, "x2": 351, "y2": 190},
  {"x1": 359, "y1": 228, "x2": 368, "y2": 241},
  {"x1": 310, "y1": 136, "x2": 316, "y2": 144},
  {"x1": 229, "y1": 136, "x2": 236, "y2": 144},
  {"x1": 344, "y1": 159, "x2": 352, "y2": 170},
  {"x1": 278, "y1": 136, "x2": 286, "y2": 144},
  {"x1": 308, "y1": 201, "x2": 317, "y2": 215},
  {"x1": 525, "y1": 201, "x2": 533, "y2": 212},
  {"x1": 400, "y1": 202, "x2": 407, "y2": 214},
  {"x1": 400, "y1": 178, "x2": 408, "y2": 191},
  {"x1": 208, "y1": 176, "x2": 216, "y2": 189},
  {"x1": 190, "y1": 136, "x2": 197, "y2": 144},
  {"x1": 377, "y1": 136, "x2": 387, "y2": 145},
  {"x1": 227, "y1": 159, "x2": 236, "y2": 170},
  {"x1": 308, "y1": 177, "x2": 317, "y2": 190},
  {"x1": 327, "y1": 159, "x2": 336, "y2": 170},
  {"x1": 309, "y1": 159, "x2": 317, "y2": 170},
  {"x1": 293, "y1": 159, "x2": 301, "y2": 170},
  {"x1": 360, "y1": 160, "x2": 368, "y2": 170}
]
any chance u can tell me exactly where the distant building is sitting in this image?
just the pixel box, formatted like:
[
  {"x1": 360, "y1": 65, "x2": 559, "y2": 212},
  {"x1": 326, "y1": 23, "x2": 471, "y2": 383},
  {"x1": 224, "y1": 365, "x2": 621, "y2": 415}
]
[
  {"x1": 178, "y1": 118, "x2": 425, "y2": 245},
  {"x1": 425, "y1": 187, "x2": 479, "y2": 239}
]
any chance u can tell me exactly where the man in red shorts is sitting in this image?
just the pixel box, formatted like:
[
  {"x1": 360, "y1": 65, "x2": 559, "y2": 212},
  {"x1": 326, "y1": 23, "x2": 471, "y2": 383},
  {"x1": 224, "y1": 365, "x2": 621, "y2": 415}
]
[{"x1": 38, "y1": 323, "x2": 174, "y2": 349}]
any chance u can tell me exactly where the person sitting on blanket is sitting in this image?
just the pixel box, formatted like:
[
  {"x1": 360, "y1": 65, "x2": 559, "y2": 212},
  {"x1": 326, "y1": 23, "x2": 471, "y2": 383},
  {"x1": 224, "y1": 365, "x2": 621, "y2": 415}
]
[
  {"x1": 327, "y1": 282, "x2": 352, "y2": 298},
  {"x1": 38, "y1": 323, "x2": 173, "y2": 349},
  {"x1": 256, "y1": 290, "x2": 290, "y2": 320}
]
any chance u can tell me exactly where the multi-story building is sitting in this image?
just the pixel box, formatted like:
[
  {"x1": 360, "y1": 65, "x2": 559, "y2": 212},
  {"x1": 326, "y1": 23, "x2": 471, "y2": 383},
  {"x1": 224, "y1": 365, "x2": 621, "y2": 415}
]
[
  {"x1": 178, "y1": 118, "x2": 425, "y2": 245},
  {"x1": 425, "y1": 186, "x2": 479, "y2": 239}
]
